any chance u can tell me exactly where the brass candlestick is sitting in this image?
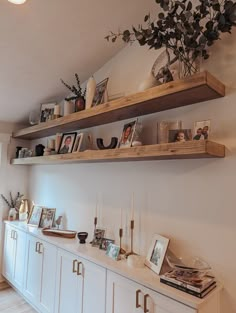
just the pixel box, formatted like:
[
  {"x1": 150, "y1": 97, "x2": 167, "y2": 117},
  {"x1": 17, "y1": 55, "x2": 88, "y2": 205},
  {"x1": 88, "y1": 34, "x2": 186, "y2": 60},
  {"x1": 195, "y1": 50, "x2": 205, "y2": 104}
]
[
  {"x1": 125, "y1": 220, "x2": 137, "y2": 258},
  {"x1": 119, "y1": 228, "x2": 126, "y2": 254},
  {"x1": 90, "y1": 216, "x2": 98, "y2": 244}
]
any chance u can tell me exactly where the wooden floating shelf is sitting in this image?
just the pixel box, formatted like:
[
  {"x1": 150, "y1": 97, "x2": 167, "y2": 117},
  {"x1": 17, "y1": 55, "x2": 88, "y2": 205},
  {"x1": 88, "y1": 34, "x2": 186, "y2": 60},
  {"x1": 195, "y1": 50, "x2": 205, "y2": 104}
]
[
  {"x1": 11, "y1": 141, "x2": 225, "y2": 165},
  {"x1": 13, "y1": 71, "x2": 225, "y2": 140}
]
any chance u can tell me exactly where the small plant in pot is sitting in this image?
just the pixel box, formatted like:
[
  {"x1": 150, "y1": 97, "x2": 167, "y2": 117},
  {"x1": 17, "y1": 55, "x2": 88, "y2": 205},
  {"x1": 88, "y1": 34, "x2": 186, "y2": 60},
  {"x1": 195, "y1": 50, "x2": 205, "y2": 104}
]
[{"x1": 61, "y1": 73, "x2": 86, "y2": 112}]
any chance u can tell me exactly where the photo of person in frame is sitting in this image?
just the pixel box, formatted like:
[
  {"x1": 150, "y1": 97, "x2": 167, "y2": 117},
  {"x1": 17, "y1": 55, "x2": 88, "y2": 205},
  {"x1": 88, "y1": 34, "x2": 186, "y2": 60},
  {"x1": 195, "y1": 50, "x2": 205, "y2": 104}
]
[
  {"x1": 58, "y1": 132, "x2": 77, "y2": 154},
  {"x1": 193, "y1": 120, "x2": 211, "y2": 140},
  {"x1": 150, "y1": 240, "x2": 164, "y2": 266},
  {"x1": 168, "y1": 129, "x2": 192, "y2": 143},
  {"x1": 39, "y1": 208, "x2": 56, "y2": 228},
  {"x1": 118, "y1": 120, "x2": 137, "y2": 148}
]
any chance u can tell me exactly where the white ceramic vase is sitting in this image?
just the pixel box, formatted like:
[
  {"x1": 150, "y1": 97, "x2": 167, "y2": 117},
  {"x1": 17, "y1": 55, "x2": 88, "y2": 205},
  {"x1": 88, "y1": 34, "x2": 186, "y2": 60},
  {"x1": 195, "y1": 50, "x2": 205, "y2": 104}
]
[
  {"x1": 86, "y1": 76, "x2": 96, "y2": 109},
  {"x1": 63, "y1": 100, "x2": 74, "y2": 116}
]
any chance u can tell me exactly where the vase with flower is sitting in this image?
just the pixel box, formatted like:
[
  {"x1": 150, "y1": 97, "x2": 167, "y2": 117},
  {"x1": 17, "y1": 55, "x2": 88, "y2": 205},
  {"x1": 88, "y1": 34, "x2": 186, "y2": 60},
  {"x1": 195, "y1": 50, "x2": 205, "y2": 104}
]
[{"x1": 1, "y1": 192, "x2": 24, "y2": 221}]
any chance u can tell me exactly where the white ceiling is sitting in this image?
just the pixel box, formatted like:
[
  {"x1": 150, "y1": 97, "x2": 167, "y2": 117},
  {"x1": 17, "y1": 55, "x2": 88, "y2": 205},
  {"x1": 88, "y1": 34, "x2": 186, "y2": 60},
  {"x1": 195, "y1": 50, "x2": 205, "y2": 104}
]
[{"x1": 0, "y1": 0, "x2": 157, "y2": 123}]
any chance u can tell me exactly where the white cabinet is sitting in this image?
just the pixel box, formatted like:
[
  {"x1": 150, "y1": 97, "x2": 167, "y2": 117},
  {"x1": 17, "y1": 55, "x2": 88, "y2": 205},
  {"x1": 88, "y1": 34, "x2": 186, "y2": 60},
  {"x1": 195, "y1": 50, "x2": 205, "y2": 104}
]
[
  {"x1": 2, "y1": 223, "x2": 26, "y2": 290},
  {"x1": 24, "y1": 234, "x2": 57, "y2": 313},
  {"x1": 55, "y1": 248, "x2": 106, "y2": 313},
  {"x1": 106, "y1": 271, "x2": 195, "y2": 313}
]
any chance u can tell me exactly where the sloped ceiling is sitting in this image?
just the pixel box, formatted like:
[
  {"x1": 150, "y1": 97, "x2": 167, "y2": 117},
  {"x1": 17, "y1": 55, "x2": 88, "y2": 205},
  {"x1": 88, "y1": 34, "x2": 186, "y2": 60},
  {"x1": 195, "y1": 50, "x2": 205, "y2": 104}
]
[{"x1": 0, "y1": 0, "x2": 157, "y2": 123}]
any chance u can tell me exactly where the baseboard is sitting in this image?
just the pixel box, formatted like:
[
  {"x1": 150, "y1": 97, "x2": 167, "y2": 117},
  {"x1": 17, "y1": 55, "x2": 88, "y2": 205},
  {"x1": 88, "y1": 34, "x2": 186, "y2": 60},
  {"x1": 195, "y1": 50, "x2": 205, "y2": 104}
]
[{"x1": 0, "y1": 281, "x2": 10, "y2": 291}]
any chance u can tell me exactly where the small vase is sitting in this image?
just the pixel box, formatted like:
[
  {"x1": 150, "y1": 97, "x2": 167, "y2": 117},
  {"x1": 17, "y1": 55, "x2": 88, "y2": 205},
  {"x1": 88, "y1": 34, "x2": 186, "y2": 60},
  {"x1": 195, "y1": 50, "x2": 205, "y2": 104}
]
[
  {"x1": 19, "y1": 199, "x2": 29, "y2": 221},
  {"x1": 64, "y1": 100, "x2": 74, "y2": 116},
  {"x1": 178, "y1": 52, "x2": 202, "y2": 79},
  {"x1": 8, "y1": 208, "x2": 17, "y2": 221},
  {"x1": 75, "y1": 97, "x2": 85, "y2": 112},
  {"x1": 86, "y1": 77, "x2": 96, "y2": 109}
]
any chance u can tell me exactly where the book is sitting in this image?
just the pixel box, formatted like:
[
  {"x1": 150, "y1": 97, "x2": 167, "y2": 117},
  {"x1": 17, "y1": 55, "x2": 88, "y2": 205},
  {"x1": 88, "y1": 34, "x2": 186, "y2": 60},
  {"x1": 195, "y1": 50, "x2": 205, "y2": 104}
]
[
  {"x1": 160, "y1": 279, "x2": 216, "y2": 298},
  {"x1": 161, "y1": 271, "x2": 215, "y2": 293}
]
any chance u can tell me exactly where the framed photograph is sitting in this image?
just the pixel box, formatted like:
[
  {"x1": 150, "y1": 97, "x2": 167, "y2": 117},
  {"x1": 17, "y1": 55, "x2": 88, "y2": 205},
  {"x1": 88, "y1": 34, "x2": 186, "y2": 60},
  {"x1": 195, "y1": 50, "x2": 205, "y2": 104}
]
[
  {"x1": 91, "y1": 228, "x2": 105, "y2": 247},
  {"x1": 157, "y1": 120, "x2": 182, "y2": 144},
  {"x1": 145, "y1": 234, "x2": 169, "y2": 275},
  {"x1": 193, "y1": 120, "x2": 211, "y2": 140},
  {"x1": 40, "y1": 102, "x2": 56, "y2": 123},
  {"x1": 106, "y1": 243, "x2": 120, "y2": 260},
  {"x1": 58, "y1": 132, "x2": 77, "y2": 154},
  {"x1": 99, "y1": 238, "x2": 115, "y2": 251},
  {"x1": 28, "y1": 205, "x2": 43, "y2": 227},
  {"x1": 92, "y1": 78, "x2": 109, "y2": 107},
  {"x1": 168, "y1": 129, "x2": 192, "y2": 143},
  {"x1": 118, "y1": 119, "x2": 137, "y2": 148},
  {"x1": 72, "y1": 133, "x2": 84, "y2": 153},
  {"x1": 39, "y1": 208, "x2": 56, "y2": 228}
]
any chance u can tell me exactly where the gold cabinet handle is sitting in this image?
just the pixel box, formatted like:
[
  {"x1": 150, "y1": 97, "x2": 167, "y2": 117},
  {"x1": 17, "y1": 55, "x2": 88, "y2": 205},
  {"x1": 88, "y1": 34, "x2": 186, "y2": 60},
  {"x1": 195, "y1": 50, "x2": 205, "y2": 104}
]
[
  {"x1": 11, "y1": 230, "x2": 14, "y2": 239},
  {"x1": 144, "y1": 294, "x2": 150, "y2": 313},
  {"x1": 77, "y1": 261, "x2": 82, "y2": 276},
  {"x1": 13, "y1": 231, "x2": 17, "y2": 240},
  {"x1": 72, "y1": 259, "x2": 77, "y2": 273},
  {"x1": 38, "y1": 243, "x2": 43, "y2": 254},
  {"x1": 35, "y1": 242, "x2": 40, "y2": 253},
  {"x1": 136, "y1": 289, "x2": 141, "y2": 308}
]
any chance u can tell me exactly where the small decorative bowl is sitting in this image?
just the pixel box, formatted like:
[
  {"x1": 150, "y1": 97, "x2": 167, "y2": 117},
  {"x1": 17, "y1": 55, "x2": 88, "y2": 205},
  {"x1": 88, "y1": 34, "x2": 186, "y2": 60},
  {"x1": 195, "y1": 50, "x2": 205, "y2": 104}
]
[{"x1": 77, "y1": 232, "x2": 88, "y2": 244}]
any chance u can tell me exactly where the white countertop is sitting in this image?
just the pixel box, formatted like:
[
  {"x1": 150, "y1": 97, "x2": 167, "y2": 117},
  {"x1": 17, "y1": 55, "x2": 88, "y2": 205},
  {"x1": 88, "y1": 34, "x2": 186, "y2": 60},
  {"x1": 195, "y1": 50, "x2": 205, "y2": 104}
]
[{"x1": 4, "y1": 221, "x2": 222, "y2": 310}]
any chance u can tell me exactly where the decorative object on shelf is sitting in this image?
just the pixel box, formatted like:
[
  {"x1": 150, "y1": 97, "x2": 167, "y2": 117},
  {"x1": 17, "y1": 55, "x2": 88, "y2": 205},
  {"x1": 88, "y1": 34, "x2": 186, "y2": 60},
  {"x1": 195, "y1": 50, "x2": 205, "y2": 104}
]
[
  {"x1": 158, "y1": 121, "x2": 182, "y2": 144},
  {"x1": 1, "y1": 191, "x2": 24, "y2": 219},
  {"x1": 96, "y1": 137, "x2": 118, "y2": 150},
  {"x1": 91, "y1": 228, "x2": 105, "y2": 247},
  {"x1": 8, "y1": 208, "x2": 17, "y2": 221},
  {"x1": 54, "y1": 104, "x2": 61, "y2": 118},
  {"x1": 193, "y1": 120, "x2": 211, "y2": 140},
  {"x1": 168, "y1": 129, "x2": 192, "y2": 143},
  {"x1": 47, "y1": 138, "x2": 55, "y2": 150},
  {"x1": 63, "y1": 100, "x2": 75, "y2": 116},
  {"x1": 99, "y1": 238, "x2": 114, "y2": 250},
  {"x1": 55, "y1": 133, "x2": 62, "y2": 153},
  {"x1": 35, "y1": 144, "x2": 45, "y2": 156},
  {"x1": 55, "y1": 215, "x2": 63, "y2": 229},
  {"x1": 92, "y1": 78, "x2": 109, "y2": 107},
  {"x1": 15, "y1": 146, "x2": 22, "y2": 158},
  {"x1": 18, "y1": 148, "x2": 33, "y2": 158},
  {"x1": 61, "y1": 73, "x2": 86, "y2": 112},
  {"x1": 39, "y1": 208, "x2": 56, "y2": 228},
  {"x1": 90, "y1": 216, "x2": 98, "y2": 244},
  {"x1": 19, "y1": 199, "x2": 29, "y2": 221},
  {"x1": 72, "y1": 133, "x2": 84, "y2": 152},
  {"x1": 86, "y1": 76, "x2": 96, "y2": 109},
  {"x1": 118, "y1": 119, "x2": 137, "y2": 148},
  {"x1": 106, "y1": 243, "x2": 120, "y2": 261},
  {"x1": 43, "y1": 148, "x2": 51, "y2": 156},
  {"x1": 131, "y1": 119, "x2": 143, "y2": 147},
  {"x1": 40, "y1": 102, "x2": 56, "y2": 123},
  {"x1": 28, "y1": 205, "x2": 43, "y2": 227},
  {"x1": 118, "y1": 228, "x2": 126, "y2": 255},
  {"x1": 58, "y1": 132, "x2": 77, "y2": 154},
  {"x1": 29, "y1": 110, "x2": 40, "y2": 125},
  {"x1": 77, "y1": 232, "x2": 88, "y2": 244},
  {"x1": 106, "y1": 0, "x2": 236, "y2": 78},
  {"x1": 125, "y1": 220, "x2": 137, "y2": 258},
  {"x1": 145, "y1": 234, "x2": 169, "y2": 275},
  {"x1": 42, "y1": 228, "x2": 77, "y2": 238}
]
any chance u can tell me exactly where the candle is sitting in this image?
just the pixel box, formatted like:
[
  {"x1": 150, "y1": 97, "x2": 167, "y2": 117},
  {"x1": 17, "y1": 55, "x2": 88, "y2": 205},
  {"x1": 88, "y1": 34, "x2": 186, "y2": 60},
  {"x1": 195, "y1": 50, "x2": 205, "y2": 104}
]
[
  {"x1": 120, "y1": 208, "x2": 123, "y2": 228},
  {"x1": 54, "y1": 104, "x2": 60, "y2": 116},
  {"x1": 131, "y1": 192, "x2": 134, "y2": 220},
  {"x1": 95, "y1": 196, "x2": 98, "y2": 217}
]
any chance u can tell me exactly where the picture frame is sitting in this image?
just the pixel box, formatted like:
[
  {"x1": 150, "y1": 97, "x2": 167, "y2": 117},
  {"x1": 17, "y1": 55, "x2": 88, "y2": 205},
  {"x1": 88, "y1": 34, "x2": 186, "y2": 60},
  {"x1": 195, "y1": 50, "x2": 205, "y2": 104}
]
[
  {"x1": 157, "y1": 120, "x2": 182, "y2": 144},
  {"x1": 28, "y1": 205, "x2": 43, "y2": 227},
  {"x1": 145, "y1": 234, "x2": 170, "y2": 275},
  {"x1": 40, "y1": 102, "x2": 56, "y2": 123},
  {"x1": 106, "y1": 243, "x2": 120, "y2": 260},
  {"x1": 58, "y1": 132, "x2": 77, "y2": 154},
  {"x1": 72, "y1": 133, "x2": 84, "y2": 153},
  {"x1": 91, "y1": 228, "x2": 105, "y2": 247},
  {"x1": 99, "y1": 238, "x2": 115, "y2": 251},
  {"x1": 168, "y1": 129, "x2": 192, "y2": 143},
  {"x1": 193, "y1": 120, "x2": 211, "y2": 140},
  {"x1": 92, "y1": 78, "x2": 109, "y2": 107},
  {"x1": 118, "y1": 119, "x2": 137, "y2": 148},
  {"x1": 39, "y1": 208, "x2": 56, "y2": 228}
]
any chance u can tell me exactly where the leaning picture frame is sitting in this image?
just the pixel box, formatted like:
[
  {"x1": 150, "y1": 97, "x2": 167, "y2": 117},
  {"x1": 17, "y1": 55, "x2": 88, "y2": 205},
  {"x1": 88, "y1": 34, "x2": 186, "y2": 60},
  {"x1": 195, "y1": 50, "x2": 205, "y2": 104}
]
[
  {"x1": 28, "y1": 205, "x2": 43, "y2": 227},
  {"x1": 40, "y1": 102, "x2": 56, "y2": 123},
  {"x1": 39, "y1": 208, "x2": 56, "y2": 228},
  {"x1": 92, "y1": 78, "x2": 109, "y2": 107},
  {"x1": 58, "y1": 132, "x2": 77, "y2": 154},
  {"x1": 72, "y1": 133, "x2": 84, "y2": 153},
  {"x1": 145, "y1": 234, "x2": 170, "y2": 275}
]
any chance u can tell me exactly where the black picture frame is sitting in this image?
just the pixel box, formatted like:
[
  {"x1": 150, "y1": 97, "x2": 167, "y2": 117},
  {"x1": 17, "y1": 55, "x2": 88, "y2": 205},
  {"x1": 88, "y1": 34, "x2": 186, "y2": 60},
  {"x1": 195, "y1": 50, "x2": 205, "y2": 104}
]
[{"x1": 58, "y1": 132, "x2": 77, "y2": 154}]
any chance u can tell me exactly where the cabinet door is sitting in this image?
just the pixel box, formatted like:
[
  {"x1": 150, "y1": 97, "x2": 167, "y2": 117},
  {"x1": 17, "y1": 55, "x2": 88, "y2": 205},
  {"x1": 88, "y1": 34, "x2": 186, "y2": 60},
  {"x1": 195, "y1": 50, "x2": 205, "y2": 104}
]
[
  {"x1": 55, "y1": 249, "x2": 83, "y2": 313},
  {"x1": 106, "y1": 271, "x2": 143, "y2": 313},
  {"x1": 24, "y1": 234, "x2": 42, "y2": 304},
  {"x1": 82, "y1": 258, "x2": 106, "y2": 313},
  {"x1": 2, "y1": 224, "x2": 15, "y2": 282},
  {"x1": 12, "y1": 228, "x2": 26, "y2": 290}
]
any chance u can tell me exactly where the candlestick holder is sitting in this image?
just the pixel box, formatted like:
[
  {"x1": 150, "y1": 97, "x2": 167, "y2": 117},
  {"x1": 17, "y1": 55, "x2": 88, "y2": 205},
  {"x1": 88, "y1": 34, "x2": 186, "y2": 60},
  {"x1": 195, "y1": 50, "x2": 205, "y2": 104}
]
[
  {"x1": 125, "y1": 220, "x2": 137, "y2": 258},
  {"x1": 119, "y1": 228, "x2": 126, "y2": 254},
  {"x1": 90, "y1": 216, "x2": 98, "y2": 244}
]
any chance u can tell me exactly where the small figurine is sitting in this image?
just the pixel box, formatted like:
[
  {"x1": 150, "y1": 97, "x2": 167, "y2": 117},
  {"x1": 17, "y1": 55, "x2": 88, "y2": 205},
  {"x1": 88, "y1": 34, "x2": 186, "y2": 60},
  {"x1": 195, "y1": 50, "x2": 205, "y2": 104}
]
[{"x1": 55, "y1": 216, "x2": 63, "y2": 229}]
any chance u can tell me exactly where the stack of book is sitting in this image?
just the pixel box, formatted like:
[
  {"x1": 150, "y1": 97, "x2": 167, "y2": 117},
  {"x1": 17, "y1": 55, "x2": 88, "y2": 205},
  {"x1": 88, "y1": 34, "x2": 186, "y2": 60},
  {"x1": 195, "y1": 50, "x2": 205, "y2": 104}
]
[{"x1": 160, "y1": 271, "x2": 216, "y2": 298}]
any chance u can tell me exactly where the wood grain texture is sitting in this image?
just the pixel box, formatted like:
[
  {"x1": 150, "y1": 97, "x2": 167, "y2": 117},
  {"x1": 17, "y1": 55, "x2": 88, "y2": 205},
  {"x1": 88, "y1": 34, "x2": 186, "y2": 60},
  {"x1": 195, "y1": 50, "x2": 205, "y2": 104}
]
[
  {"x1": 13, "y1": 71, "x2": 225, "y2": 140},
  {"x1": 11, "y1": 141, "x2": 225, "y2": 165}
]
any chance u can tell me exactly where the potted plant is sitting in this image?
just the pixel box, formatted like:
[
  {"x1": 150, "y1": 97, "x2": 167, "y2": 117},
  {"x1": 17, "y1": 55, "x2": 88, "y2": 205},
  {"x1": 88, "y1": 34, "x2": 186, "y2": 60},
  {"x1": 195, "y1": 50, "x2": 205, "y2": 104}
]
[
  {"x1": 105, "y1": 0, "x2": 236, "y2": 80},
  {"x1": 61, "y1": 73, "x2": 86, "y2": 112},
  {"x1": 1, "y1": 192, "x2": 24, "y2": 220}
]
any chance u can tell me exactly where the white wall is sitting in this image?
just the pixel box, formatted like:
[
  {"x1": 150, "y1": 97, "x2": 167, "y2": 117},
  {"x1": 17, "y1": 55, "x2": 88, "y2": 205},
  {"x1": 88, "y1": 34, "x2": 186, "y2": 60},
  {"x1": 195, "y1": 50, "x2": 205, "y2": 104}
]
[{"x1": 29, "y1": 32, "x2": 236, "y2": 312}]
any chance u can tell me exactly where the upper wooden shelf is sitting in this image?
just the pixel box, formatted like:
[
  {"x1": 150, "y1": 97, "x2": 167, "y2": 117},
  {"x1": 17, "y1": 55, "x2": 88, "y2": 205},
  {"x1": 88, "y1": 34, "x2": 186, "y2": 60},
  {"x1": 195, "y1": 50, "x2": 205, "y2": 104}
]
[
  {"x1": 11, "y1": 141, "x2": 225, "y2": 165},
  {"x1": 13, "y1": 71, "x2": 225, "y2": 140}
]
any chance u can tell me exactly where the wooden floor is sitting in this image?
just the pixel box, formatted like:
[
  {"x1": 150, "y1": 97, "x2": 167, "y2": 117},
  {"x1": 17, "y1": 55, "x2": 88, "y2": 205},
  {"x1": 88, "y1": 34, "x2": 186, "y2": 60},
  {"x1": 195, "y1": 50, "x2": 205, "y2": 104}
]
[{"x1": 0, "y1": 283, "x2": 37, "y2": 313}]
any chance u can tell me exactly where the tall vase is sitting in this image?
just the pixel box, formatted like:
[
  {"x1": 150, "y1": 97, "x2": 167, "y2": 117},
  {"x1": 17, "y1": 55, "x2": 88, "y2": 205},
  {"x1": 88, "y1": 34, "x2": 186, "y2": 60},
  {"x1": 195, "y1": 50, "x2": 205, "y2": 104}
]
[{"x1": 86, "y1": 77, "x2": 96, "y2": 109}]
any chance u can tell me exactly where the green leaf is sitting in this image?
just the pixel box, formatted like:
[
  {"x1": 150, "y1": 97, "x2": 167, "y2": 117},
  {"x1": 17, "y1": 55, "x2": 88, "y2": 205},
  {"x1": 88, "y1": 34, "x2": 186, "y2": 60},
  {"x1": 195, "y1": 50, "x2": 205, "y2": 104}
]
[
  {"x1": 144, "y1": 14, "x2": 150, "y2": 22},
  {"x1": 187, "y1": 1, "x2": 192, "y2": 10},
  {"x1": 158, "y1": 12, "x2": 165, "y2": 19},
  {"x1": 112, "y1": 37, "x2": 117, "y2": 43}
]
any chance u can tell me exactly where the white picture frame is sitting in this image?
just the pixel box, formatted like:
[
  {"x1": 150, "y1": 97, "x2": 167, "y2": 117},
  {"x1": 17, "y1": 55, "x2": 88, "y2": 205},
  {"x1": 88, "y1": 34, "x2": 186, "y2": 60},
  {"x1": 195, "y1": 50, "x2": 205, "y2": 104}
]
[
  {"x1": 73, "y1": 133, "x2": 84, "y2": 152},
  {"x1": 145, "y1": 234, "x2": 169, "y2": 275}
]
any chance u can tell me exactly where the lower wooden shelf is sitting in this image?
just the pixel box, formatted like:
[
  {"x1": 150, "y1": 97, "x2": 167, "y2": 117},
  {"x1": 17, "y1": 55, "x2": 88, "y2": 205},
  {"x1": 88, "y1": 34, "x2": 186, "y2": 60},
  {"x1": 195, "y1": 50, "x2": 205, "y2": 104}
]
[{"x1": 10, "y1": 141, "x2": 225, "y2": 165}]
